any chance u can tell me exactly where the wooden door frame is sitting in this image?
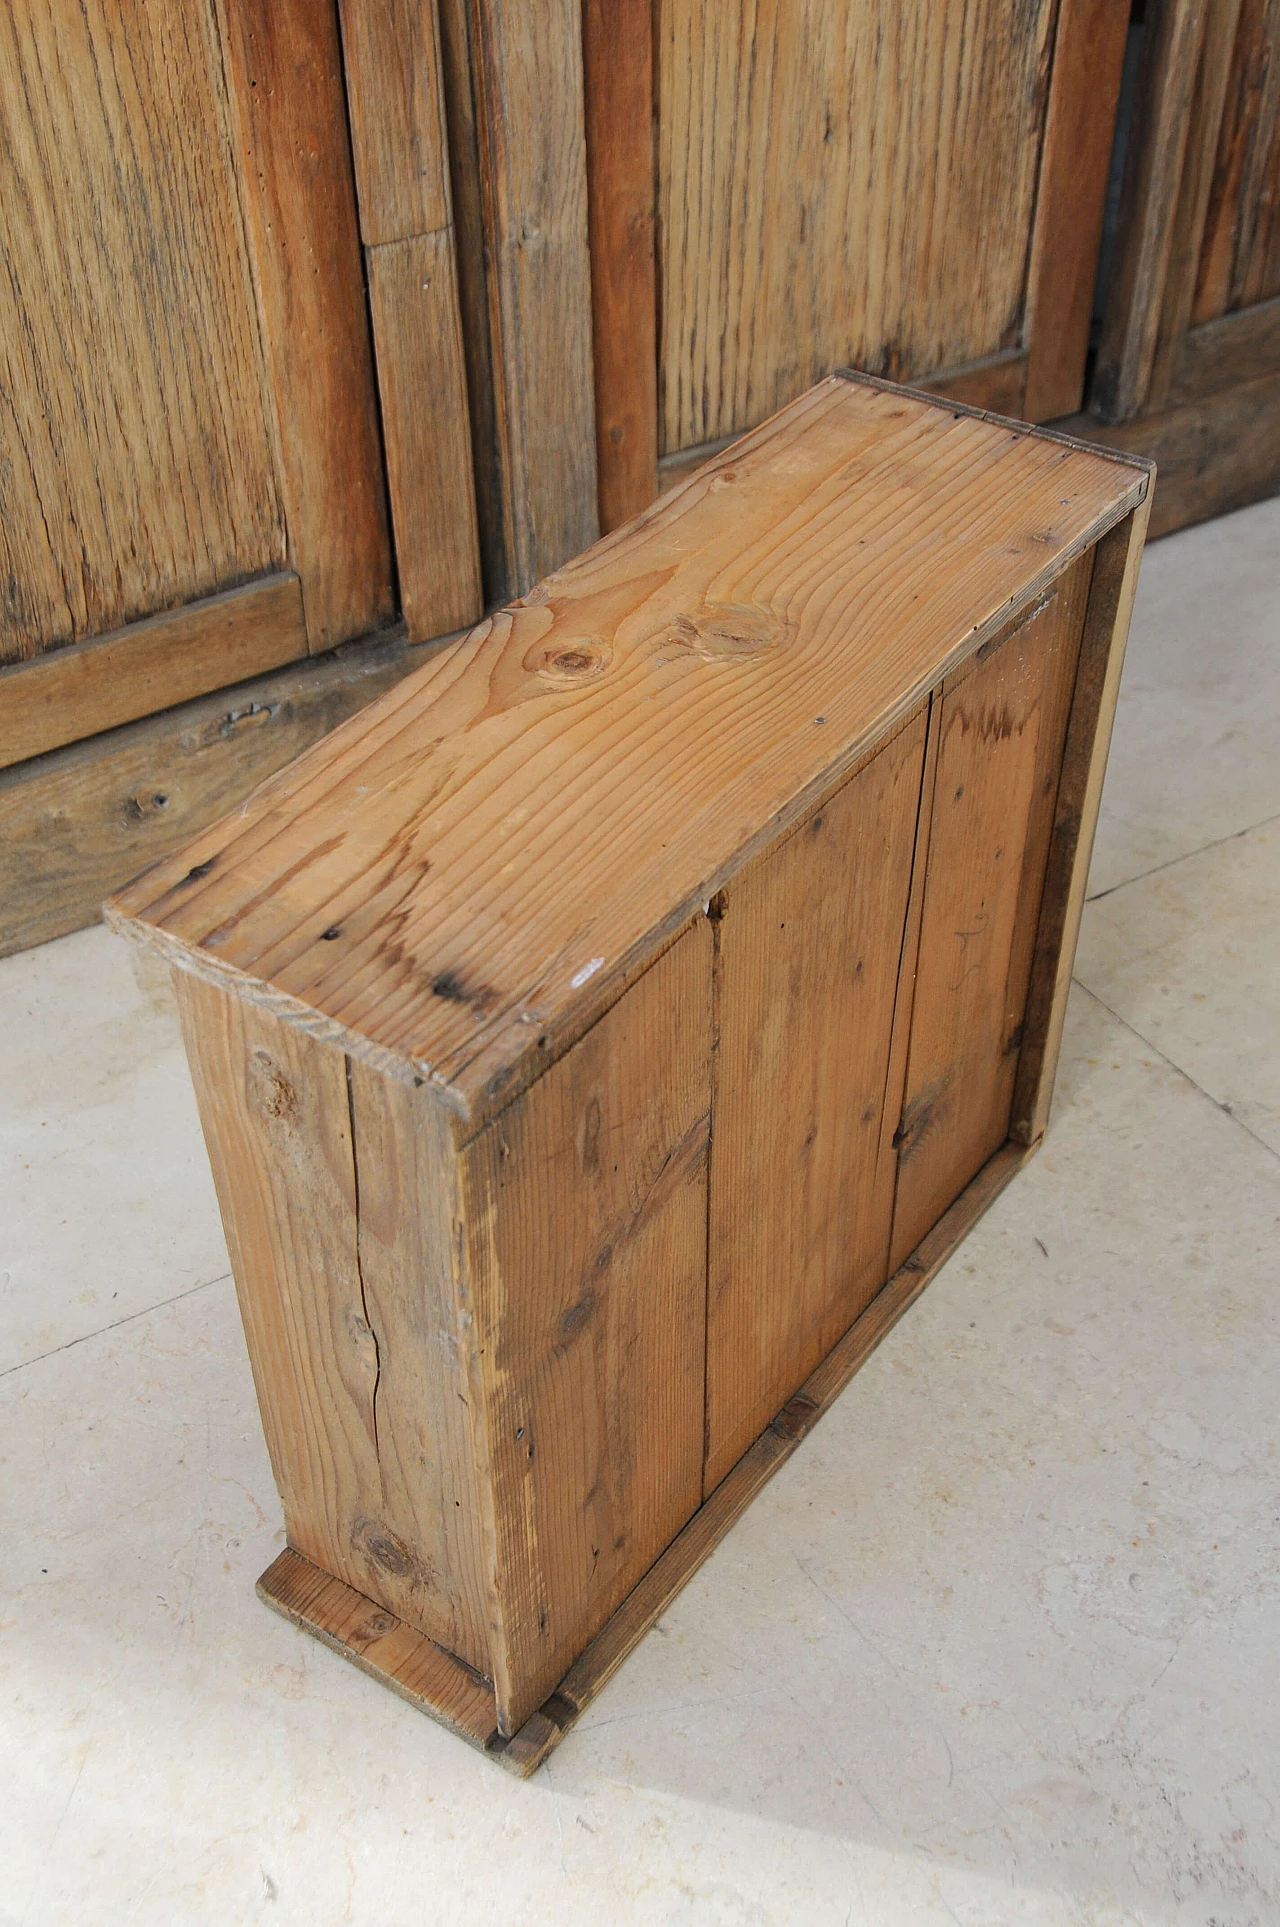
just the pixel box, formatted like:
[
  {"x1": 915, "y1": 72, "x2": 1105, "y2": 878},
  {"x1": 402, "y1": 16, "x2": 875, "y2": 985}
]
[{"x1": 585, "y1": 0, "x2": 1132, "y2": 530}]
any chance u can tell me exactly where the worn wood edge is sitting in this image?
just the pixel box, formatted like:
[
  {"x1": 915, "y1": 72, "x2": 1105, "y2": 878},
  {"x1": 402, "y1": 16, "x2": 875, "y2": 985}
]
[
  {"x1": 0, "y1": 621, "x2": 435, "y2": 961},
  {"x1": 1054, "y1": 368, "x2": 1280, "y2": 538},
  {"x1": 834, "y1": 367, "x2": 1157, "y2": 482},
  {"x1": 0, "y1": 573, "x2": 306, "y2": 771},
  {"x1": 256, "y1": 1548, "x2": 504, "y2": 1751},
  {"x1": 250, "y1": 1140, "x2": 1035, "y2": 1775},
  {"x1": 1012, "y1": 499, "x2": 1150, "y2": 1143}
]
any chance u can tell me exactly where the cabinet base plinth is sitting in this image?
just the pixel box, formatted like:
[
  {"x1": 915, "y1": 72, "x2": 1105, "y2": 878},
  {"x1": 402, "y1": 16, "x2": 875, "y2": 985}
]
[{"x1": 256, "y1": 1139, "x2": 1034, "y2": 1775}]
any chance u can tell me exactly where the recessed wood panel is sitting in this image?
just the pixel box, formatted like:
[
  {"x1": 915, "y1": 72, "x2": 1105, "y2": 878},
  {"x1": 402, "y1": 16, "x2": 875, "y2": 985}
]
[
  {"x1": 461, "y1": 922, "x2": 712, "y2": 1734},
  {"x1": 655, "y1": 0, "x2": 1057, "y2": 452},
  {"x1": 705, "y1": 710, "x2": 929, "y2": 1492},
  {"x1": 1194, "y1": 0, "x2": 1280, "y2": 321},
  {"x1": 0, "y1": 0, "x2": 282, "y2": 662},
  {"x1": 889, "y1": 558, "x2": 1093, "y2": 1269}
]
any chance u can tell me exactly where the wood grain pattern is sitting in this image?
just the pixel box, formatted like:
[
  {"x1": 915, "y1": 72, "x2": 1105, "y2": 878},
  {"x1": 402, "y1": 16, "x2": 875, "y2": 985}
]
[
  {"x1": 1013, "y1": 502, "x2": 1150, "y2": 1142},
  {"x1": 217, "y1": 0, "x2": 394, "y2": 649},
  {"x1": 0, "y1": 0, "x2": 283, "y2": 661},
  {"x1": 1022, "y1": 0, "x2": 1132, "y2": 421},
  {"x1": 583, "y1": 0, "x2": 658, "y2": 532},
  {"x1": 366, "y1": 232, "x2": 483, "y2": 641},
  {"x1": 175, "y1": 976, "x2": 494, "y2": 1668},
  {"x1": 464, "y1": 0, "x2": 599, "y2": 592},
  {"x1": 109, "y1": 379, "x2": 1146, "y2": 1124},
  {"x1": 336, "y1": 0, "x2": 451, "y2": 244},
  {"x1": 1168, "y1": 289, "x2": 1280, "y2": 401},
  {"x1": 1092, "y1": 0, "x2": 1212, "y2": 424},
  {"x1": 461, "y1": 924, "x2": 711, "y2": 1733},
  {"x1": 0, "y1": 574, "x2": 306, "y2": 772},
  {"x1": 1194, "y1": 0, "x2": 1280, "y2": 319},
  {"x1": 704, "y1": 709, "x2": 928, "y2": 1492},
  {"x1": 655, "y1": 0, "x2": 1058, "y2": 452},
  {"x1": 889, "y1": 560, "x2": 1091, "y2": 1269},
  {"x1": 0, "y1": 625, "x2": 430, "y2": 961}
]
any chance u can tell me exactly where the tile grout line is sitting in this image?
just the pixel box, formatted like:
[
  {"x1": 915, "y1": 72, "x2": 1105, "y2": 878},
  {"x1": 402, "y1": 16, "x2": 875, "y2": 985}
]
[
  {"x1": 1070, "y1": 976, "x2": 1280, "y2": 1167},
  {"x1": 1085, "y1": 805, "x2": 1280, "y2": 904},
  {"x1": 0, "y1": 1271, "x2": 233, "y2": 1383}
]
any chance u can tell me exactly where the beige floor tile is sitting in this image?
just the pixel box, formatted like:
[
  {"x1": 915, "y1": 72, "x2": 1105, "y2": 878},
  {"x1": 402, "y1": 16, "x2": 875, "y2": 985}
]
[
  {"x1": 1089, "y1": 494, "x2": 1280, "y2": 899},
  {"x1": 1077, "y1": 815, "x2": 1280, "y2": 1155},
  {"x1": 0, "y1": 928, "x2": 228, "y2": 1374},
  {"x1": 3, "y1": 988, "x2": 1277, "y2": 1925}
]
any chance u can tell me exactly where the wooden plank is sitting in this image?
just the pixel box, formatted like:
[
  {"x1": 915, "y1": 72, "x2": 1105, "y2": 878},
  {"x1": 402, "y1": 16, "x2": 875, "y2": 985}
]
[
  {"x1": 175, "y1": 977, "x2": 494, "y2": 1666},
  {"x1": 1147, "y1": 0, "x2": 1244, "y2": 411},
  {"x1": 889, "y1": 562, "x2": 1092, "y2": 1270},
  {"x1": 436, "y1": 0, "x2": 507, "y2": 606},
  {"x1": 366, "y1": 233, "x2": 484, "y2": 641},
  {"x1": 582, "y1": 0, "x2": 658, "y2": 532},
  {"x1": 1022, "y1": 0, "x2": 1132, "y2": 422},
  {"x1": 1168, "y1": 290, "x2": 1280, "y2": 403},
  {"x1": 460, "y1": 923, "x2": 712, "y2": 1734},
  {"x1": 464, "y1": 0, "x2": 599, "y2": 592},
  {"x1": 1057, "y1": 364, "x2": 1280, "y2": 535},
  {"x1": 217, "y1": 0, "x2": 394, "y2": 649},
  {"x1": 1195, "y1": 0, "x2": 1280, "y2": 318},
  {"x1": 1092, "y1": 0, "x2": 1211, "y2": 424},
  {"x1": 0, "y1": 626, "x2": 432, "y2": 960},
  {"x1": 1012, "y1": 503, "x2": 1151, "y2": 1143},
  {"x1": 257, "y1": 1548, "x2": 502, "y2": 1749},
  {"x1": 655, "y1": 0, "x2": 1058, "y2": 452},
  {"x1": 0, "y1": 0, "x2": 282, "y2": 660},
  {"x1": 0, "y1": 574, "x2": 306, "y2": 772},
  {"x1": 335, "y1": 0, "x2": 451, "y2": 245},
  {"x1": 501, "y1": 1139, "x2": 1037, "y2": 1775},
  {"x1": 704, "y1": 709, "x2": 928, "y2": 1493},
  {"x1": 108, "y1": 378, "x2": 1146, "y2": 1125}
]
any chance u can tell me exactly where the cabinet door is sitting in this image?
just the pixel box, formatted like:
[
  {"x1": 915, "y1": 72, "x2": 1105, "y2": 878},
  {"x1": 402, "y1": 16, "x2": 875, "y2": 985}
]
[
  {"x1": 889, "y1": 558, "x2": 1093, "y2": 1270},
  {"x1": 704, "y1": 708, "x2": 929, "y2": 1492}
]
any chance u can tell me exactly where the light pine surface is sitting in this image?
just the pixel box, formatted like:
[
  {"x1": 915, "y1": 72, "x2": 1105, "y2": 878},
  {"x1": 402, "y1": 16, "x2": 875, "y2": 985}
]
[
  {"x1": 109, "y1": 378, "x2": 1145, "y2": 1125},
  {"x1": 704, "y1": 708, "x2": 928, "y2": 1491},
  {"x1": 0, "y1": 0, "x2": 283, "y2": 661}
]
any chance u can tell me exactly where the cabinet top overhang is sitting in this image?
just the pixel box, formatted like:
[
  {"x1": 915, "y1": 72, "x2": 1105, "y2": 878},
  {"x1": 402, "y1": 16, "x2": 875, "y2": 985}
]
[{"x1": 107, "y1": 374, "x2": 1149, "y2": 1122}]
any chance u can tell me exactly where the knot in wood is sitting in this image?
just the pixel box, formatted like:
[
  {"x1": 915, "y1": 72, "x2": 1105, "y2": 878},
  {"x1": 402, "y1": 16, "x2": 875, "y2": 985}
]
[{"x1": 524, "y1": 633, "x2": 614, "y2": 685}]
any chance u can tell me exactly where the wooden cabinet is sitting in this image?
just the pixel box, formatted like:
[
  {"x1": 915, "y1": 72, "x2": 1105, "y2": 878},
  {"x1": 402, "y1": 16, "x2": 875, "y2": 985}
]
[{"x1": 109, "y1": 375, "x2": 1150, "y2": 1772}]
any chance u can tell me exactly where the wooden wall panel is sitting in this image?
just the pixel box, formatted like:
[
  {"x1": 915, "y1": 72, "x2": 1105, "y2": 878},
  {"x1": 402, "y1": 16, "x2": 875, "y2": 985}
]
[
  {"x1": 461, "y1": 924, "x2": 711, "y2": 1734},
  {"x1": 890, "y1": 560, "x2": 1092, "y2": 1270},
  {"x1": 0, "y1": 1, "x2": 283, "y2": 664},
  {"x1": 655, "y1": 0, "x2": 1058, "y2": 454},
  {"x1": 1194, "y1": 0, "x2": 1280, "y2": 318},
  {"x1": 705, "y1": 712, "x2": 928, "y2": 1494}
]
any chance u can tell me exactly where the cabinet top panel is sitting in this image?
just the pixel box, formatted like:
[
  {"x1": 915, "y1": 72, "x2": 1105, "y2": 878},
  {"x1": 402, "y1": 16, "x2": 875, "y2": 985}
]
[{"x1": 109, "y1": 376, "x2": 1148, "y2": 1121}]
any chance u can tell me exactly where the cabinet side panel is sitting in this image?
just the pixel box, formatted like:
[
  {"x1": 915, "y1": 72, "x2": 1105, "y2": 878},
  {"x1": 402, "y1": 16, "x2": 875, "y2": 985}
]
[
  {"x1": 174, "y1": 974, "x2": 490, "y2": 1673},
  {"x1": 461, "y1": 921, "x2": 712, "y2": 1735},
  {"x1": 889, "y1": 558, "x2": 1093, "y2": 1268},
  {"x1": 705, "y1": 708, "x2": 929, "y2": 1493}
]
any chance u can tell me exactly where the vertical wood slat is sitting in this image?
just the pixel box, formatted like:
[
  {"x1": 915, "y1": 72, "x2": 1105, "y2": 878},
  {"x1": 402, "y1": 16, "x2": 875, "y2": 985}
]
[
  {"x1": 461, "y1": 922, "x2": 712, "y2": 1735},
  {"x1": 1194, "y1": 0, "x2": 1280, "y2": 319},
  {"x1": 1147, "y1": 0, "x2": 1246, "y2": 410},
  {"x1": 335, "y1": 0, "x2": 484, "y2": 644},
  {"x1": 1012, "y1": 500, "x2": 1152, "y2": 1144},
  {"x1": 366, "y1": 234, "x2": 483, "y2": 640},
  {"x1": 889, "y1": 562, "x2": 1093, "y2": 1271},
  {"x1": 1092, "y1": 0, "x2": 1212, "y2": 424},
  {"x1": 704, "y1": 710, "x2": 929, "y2": 1495},
  {"x1": 461, "y1": 0, "x2": 600, "y2": 595},
  {"x1": 174, "y1": 975, "x2": 494, "y2": 1675},
  {"x1": 582, "y1": 0, "x2": 658, "y2": 532},
  {"x1": 1023, "y1": 0, "x2": 1133, "y2": 421},
  {"x1": 216, "y1": 0, "x2": 395, "y2": 651}
]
